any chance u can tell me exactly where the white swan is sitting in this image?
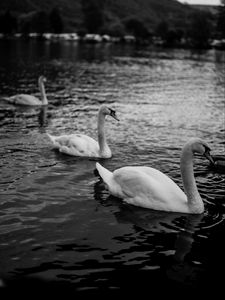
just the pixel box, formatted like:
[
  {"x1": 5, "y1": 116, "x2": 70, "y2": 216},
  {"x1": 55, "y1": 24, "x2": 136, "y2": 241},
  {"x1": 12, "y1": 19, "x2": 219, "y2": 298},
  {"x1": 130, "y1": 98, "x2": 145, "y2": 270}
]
[
  {"x1": 3, "y1": 76, "x2": 48, "y2": 106},
  {"x1": 47, "y1": 105, "x2": 119, "y2": 158},
  {"x1": 96, "y1": 138, "x2": 214, "y2": 214}
]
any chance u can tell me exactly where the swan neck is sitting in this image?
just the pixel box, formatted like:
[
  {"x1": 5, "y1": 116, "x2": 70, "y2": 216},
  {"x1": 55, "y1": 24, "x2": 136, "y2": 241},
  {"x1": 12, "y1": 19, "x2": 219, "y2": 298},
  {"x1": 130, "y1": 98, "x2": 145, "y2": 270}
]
[
  {"x1": 39, "y1": 80, "x2": 48, "y2": 105},
  {"x1": 97, "y1": 111, "x2": 108, "y2": 153},
  {"x1": 180, "y1": 146, "x2": 204, "y2": 213}
]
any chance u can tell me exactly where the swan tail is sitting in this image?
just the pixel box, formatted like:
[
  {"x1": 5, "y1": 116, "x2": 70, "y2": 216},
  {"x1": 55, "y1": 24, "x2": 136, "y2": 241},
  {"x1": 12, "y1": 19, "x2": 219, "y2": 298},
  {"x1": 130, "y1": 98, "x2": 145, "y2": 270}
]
[
  {"x1": 96, "y1": 163, "x2": 113, "y2": 187},
  {"x1": 2, "y1": 96, "x2": 15, "y2": 103},
  {"x1": 46, "y1": 133, "x2": 55, "y2": 142},
  {"x1": 46, "y1": 133, "x2": 59, "y2": 148}
]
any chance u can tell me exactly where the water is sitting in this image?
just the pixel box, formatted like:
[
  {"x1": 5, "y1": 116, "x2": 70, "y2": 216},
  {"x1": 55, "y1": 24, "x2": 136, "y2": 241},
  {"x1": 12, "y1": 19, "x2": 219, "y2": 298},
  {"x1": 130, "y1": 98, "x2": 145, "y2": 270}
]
[{"x1": 0, "y1": 40, "x2": 225, "y2": 297}]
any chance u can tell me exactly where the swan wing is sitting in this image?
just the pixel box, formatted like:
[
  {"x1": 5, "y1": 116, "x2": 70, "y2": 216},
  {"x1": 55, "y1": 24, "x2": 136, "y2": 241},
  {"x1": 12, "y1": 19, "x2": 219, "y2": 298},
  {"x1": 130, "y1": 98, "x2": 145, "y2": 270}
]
[
  {"x1": 6, "y1": 94, "x2": 41, "y2": 106},
  {"x1": 49, "y1": 134, "x2": 100, "y2": 157},
  {"x1": 112, "y1": 166, "x2": 188, "y2": 212}
]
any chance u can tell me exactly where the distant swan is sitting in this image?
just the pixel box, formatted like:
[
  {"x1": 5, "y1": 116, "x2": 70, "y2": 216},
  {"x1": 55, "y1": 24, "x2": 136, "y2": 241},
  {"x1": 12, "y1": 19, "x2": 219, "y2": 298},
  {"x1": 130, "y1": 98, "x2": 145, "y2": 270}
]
[
  {"x1": 47, "y1": 105, "x2": 119, "y2": 158},
  {"x1": 96, "y1": 138, "x2": 214, "y2": 214},
  {"x1": 3, "y1": 76, "x2": 48, "y2": 106}
]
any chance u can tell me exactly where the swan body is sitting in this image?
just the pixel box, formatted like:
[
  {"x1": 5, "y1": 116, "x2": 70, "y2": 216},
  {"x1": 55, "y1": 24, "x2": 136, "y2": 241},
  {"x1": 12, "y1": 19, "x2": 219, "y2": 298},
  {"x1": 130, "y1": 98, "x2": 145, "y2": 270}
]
[
  {"x1": 210, "y1": 155, "x2": 225, "y2": 172},
  {"x1": 96, "y1": 138, "x2": 214, "y2": 214},
  {"x1": 3, "y1": 76, "x2": 48, "y2": 106},
  {"x1": 47, "y1": 133, "x2": 104, "y2": 157},
  {"x1": 47, "y1": 105, "x2": 119, "y2": 158}
]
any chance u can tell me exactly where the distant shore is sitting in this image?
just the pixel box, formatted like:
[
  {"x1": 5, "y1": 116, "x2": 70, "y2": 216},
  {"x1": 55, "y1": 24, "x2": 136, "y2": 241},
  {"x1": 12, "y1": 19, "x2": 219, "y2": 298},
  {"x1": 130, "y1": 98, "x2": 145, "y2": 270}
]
[{"x1": 1, "y1": 32, "x2": 225, "y2": 51}]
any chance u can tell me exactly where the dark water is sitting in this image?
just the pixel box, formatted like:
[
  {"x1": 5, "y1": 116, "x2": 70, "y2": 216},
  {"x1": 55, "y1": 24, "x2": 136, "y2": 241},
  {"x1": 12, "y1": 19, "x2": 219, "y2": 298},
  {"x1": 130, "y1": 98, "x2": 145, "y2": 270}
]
[{"x1": 0, "y1": 40, "x2": 225, "y2": 297}]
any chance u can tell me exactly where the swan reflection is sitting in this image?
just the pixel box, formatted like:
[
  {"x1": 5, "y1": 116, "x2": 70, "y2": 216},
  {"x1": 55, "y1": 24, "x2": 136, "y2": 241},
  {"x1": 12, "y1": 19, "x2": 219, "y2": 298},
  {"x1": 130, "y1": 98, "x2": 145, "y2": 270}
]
[
  {"x1": 116, "y1": 200, "x2": 203, "y2": 285},
  {"x1": 38, "y1": 106, "x2": 48, "y2": 128},
  {"x1": 94, "y1": 179, "x2": 204, "y2": 286}
]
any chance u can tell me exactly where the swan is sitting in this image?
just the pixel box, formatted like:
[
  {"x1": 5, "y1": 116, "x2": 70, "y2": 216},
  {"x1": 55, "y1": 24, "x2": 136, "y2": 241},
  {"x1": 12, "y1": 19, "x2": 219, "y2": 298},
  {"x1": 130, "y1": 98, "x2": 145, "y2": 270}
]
[
  {"x1": 47, "y1": 105, "x2": 119, "y2": 158},
  {"x1": 3, "y1": 76, "x2": 48, "y2": 106},
  {"x1": 96, "y1": 138, "x2": 214, "y2": 214},
  {"x1": 209, "y1": 154, "x2": 225, "y2": 172}
]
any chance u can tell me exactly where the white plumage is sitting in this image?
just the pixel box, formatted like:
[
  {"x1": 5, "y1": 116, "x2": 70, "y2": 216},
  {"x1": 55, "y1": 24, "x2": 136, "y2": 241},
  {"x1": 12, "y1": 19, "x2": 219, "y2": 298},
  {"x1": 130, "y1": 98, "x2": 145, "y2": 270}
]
[
  {"x1": 96, "y1": 138, "x2": 214, "y2": 214},
  {"x1": 47, "y1": 105, "x2": 119, "y2": 158},
  {"x1": 3, "y1": 76, "x2": 48, "y2": 106}
]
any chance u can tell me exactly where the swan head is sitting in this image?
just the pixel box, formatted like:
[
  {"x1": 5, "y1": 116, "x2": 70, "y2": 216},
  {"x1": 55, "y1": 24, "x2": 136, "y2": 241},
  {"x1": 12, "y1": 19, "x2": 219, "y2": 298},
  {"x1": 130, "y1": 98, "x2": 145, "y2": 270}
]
[
  {"x1": 39, "y1": 76, "x2": 47, "y2": 83},
  {"x1": 99, "y1": 105, "x2": 119, "y2": 121},
  {"x1": 188, "y1": 138, "x2": 214, "y2": 164}
]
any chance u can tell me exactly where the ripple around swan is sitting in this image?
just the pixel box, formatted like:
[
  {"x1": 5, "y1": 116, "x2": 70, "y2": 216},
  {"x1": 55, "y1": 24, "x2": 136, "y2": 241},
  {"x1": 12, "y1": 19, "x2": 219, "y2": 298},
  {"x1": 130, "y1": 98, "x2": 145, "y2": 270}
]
[{"x1": 0, "y1": 43, "x2": 224, "y2": 295}]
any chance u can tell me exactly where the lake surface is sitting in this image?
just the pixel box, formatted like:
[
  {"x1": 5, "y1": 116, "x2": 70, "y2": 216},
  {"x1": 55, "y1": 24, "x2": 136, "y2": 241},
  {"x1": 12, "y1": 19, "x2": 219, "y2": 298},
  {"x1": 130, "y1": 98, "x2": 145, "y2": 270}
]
[{"x1": 0, "y1": 40, "x2": 225, "y2": 297}]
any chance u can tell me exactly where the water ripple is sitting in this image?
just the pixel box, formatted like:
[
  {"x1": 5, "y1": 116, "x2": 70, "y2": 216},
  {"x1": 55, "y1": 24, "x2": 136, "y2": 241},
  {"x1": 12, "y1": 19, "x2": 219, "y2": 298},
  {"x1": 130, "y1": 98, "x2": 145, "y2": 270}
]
[{"x1": 0, "y1": 43, "x2": 224, "y2": 293}]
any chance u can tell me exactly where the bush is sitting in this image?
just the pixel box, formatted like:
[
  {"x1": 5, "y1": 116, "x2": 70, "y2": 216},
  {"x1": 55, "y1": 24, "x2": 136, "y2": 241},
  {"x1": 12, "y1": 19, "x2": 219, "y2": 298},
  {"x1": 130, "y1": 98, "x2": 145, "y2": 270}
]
[{"x1": 187, "y1": 12, "x2": 212, "y2": 48}]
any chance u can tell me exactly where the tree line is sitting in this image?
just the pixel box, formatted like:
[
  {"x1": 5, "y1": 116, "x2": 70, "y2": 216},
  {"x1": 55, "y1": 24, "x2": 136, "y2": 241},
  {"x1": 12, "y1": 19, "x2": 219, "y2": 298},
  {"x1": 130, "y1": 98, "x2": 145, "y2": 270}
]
[
  {"x1": 0, "y1": 1, "x2": 225, "y2": 49},
  {"x1": 0, "y1": 7, "x2": 64, "y2": 37}
]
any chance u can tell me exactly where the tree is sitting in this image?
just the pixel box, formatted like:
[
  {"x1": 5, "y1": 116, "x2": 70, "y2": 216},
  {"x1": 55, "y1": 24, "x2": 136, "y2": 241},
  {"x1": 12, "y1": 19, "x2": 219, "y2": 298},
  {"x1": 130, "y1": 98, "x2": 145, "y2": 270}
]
[
  {"x1": 155, "y1": 20, "x2": 169, "y2": 42},
  {"x1": 0, "y1": 10, "x2": 17, "y2": 35},
  {"x1": 187, "y1": 12, "x2": 212, "y2": 48},
  {"x1": 155, "y1": 21, "x2": 184, "y2": 47},
  {"x1": 81, "y1": 0, "x2": 105, "y2": 33},
  {"x1": 32, "y1": 11, "x2": 49, "y2": 37},
  {"x1": 20, "y1": 19, "x2": 31, "y2": 37},
  {"x1": 104, "y1": 21, "x2": 125, "y2": 37},
  {"x1": 49, "y1": 7, "x2": 64, "y2": 33},
  {"x1": 217, "y1": 0, "x2": 225, "y2": 38},
  {"x1": 124, "y1": 18, "x2": 150, "y2": 40},
  {"x1": 18, "y1": 12, "x2": 36, "y2": 37}
]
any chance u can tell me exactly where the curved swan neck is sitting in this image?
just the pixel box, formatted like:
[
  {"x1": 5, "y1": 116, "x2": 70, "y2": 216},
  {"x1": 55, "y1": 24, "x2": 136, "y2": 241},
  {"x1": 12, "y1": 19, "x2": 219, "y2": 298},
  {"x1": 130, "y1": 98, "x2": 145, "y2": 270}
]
[
  {"x1": 39, "y1": 79, "x2": 48, "y2": 105},
  {"x1": 97, "y1": 110, "x2": 109, "y2": 154},
  {"x1": 180, "y1": 145, "x2": 204, "y2": 213}
]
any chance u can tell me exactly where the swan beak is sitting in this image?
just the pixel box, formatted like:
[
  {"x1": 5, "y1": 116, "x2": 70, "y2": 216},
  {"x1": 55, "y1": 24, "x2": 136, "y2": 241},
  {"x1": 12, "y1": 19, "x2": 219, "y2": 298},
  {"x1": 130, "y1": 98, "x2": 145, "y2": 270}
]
[
  {"x1": 110, "y1": 109, "x2": 119, "y2": 121},
  {"x1": 204, "y1": 150, "x2": 214, "y2": 165}
]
